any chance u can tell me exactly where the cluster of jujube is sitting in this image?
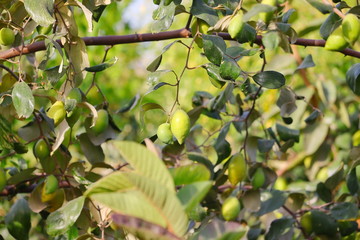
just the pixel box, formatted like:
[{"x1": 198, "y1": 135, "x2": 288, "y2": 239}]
[
  {"x1": 157, "y1": 109, "x2": 190, "y2": 145},
  {"x1": 325, "y1": 13, "x2": 360, "y2": 51}
]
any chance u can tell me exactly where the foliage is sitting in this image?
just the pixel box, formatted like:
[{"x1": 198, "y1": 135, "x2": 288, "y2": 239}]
[{"x1": 0, "y1": 0, "x2": 360, "y2": 239}]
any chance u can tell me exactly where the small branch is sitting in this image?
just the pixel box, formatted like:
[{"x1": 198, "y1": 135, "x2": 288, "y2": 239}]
[
  {"x1": 1, "y1": 29, "x2": 360, "y2": 60},
  {"x1": 0, "y1": 64, "x2": 20, "y2": 80},
  {"x1": 282, "y1": 205, "x2": 311, "y2": 239}
]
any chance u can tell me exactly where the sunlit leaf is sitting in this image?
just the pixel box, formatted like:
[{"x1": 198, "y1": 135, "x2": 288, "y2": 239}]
[
  {"x1": 12, "y1": 82, "x2": 34, "y2": 118},
  {"x1": 46, "y1": 196, "x2": 85, "y2": 236},
  {"x1": 114, "y1": 141, "x2": 175, "y2": 191},
  {"x1": 169, "y1": 164, "x2": 211, "y2": 185},
  {"x1": 24, "y1": 0, "x2": 55, "y2": 26},
  {"x1": 86, "y1": 172, "x2": 187, "y2": 237},
  {"x1": 202, "y1": 35, "x2": 226, "y2": 65},
  {"x1": 177, "y1": 181, "x2": 212, "y2": 213}
]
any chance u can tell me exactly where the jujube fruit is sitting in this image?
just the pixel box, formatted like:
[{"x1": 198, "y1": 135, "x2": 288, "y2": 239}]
[
  {"x1": 92, "y1": 109, "x2": 109, "y2": 135},
  {"x1": 157, "y1": 123, "x2": 173, "y2": 144},
  {"x1": 228, "y1": 12, "x2": 244, "y2": 39},
  {"x1": 43, "y1": 175, "x2": 59, "y2": 195},
  {"x1": 300, "y1": 211, "x2": 313, "y2": 235},
  {"x1": 228, "y1": 153, "x2": 247, "y2": 185},
  {"x1": 0, "y1": 28, "x2": 15, "y2": 46},
  {"x1": 191, "y1": 18, "x2": 210, "y2": 48},
  {"x1": 251, "y1": 168, "x2": 266, "y2": 189},
  {"x1": 170, "y1": 109, "x2": 190, "y2": 144},
  {"x1": 47, "y1": 101, "x2": 66, "y2": 126},
  {"x1": 221, "y1": 196, "x2": 241, "y2": 221},
  {"x1": 324, "y1": 34, "x2": 348, "y2": 51},
  {"x1": 86, "y1": 85, "x2": 104, "y2": 106},
  {"x1": 34, "y1": 139, "x2": 50, "y2": 160},
  {"x1": 342, "y1": 14, "x2": 360, "y2": 44}
]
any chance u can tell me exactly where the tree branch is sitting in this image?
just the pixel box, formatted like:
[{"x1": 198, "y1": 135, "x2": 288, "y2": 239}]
[{"x1": 0, "y1": 28, "x2": 360, "y2": 59}]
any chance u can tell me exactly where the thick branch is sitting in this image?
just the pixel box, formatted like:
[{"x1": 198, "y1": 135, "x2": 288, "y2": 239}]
[{"x1": 0, "y1": 28, "x2": 360, "y2": 59}]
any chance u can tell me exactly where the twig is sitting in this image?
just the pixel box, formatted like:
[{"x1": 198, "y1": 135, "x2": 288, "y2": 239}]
[{"x1": 0, "y1": 64, "x2": 19, "y2": 80}]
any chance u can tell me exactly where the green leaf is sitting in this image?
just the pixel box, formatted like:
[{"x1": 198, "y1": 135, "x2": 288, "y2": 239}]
[
  {"x1": 214, "y1": 139, "x2": 231, "y2": 164},
  {"x1": 305, "y1": 0, "x2": 333, "y2": 14},
  {"x1": 303, "y1": 122, "x2": 329, "y2": 155},
  {"x1": 320, "y1": 12, "x2": 341, "y2": 39},
  {"x1": 86, "y1": 172, "x2": 188, "y2": 237},
  {"x1": 234, "y1": 23, "x2": 257, "y2": 43},
  {"x1": 276, "y1": 87, "x2": 297, "y2": 117},
  {"x1": 296, "y1": 54, "x2": 315, "y2": 70},
  {"x1": 0, "y1": 116, "x2": 14, "y2": 150},
  {"x1": 219, "y1": 58, "x2": 241, "y2": 80},
  {"x1": 252, "y1": 71, "x2": 285, "y2": 89},
  {"x1": 84, "y1": 57, "x2": 118, "y2": 72},
  {"x1": 243, "y1": 4, "x2": 277, "y2": 22},
  {"x1": 305, "y1": 110, "x2": 320, "y2": 125},
  {"x1": 308, "y1": 210, "x2": 339, "y2": 237},
  {"x1": 202, "y1": 35, "x2": 226, "y2": 65},
  {"x1": 151, "y1": 2, "x2": 176, "y2": 33},
  {"x1": 257, "y1": 139, "x2": 275, "y2": 153},
  {"x1": 324, "y1": 165, "x2": 344, "y2": 189},
  {"x1": 147, "y1": 55, "x2": 163, "y2": 72},
  {"x1": 346, "y1": 168, "x2": 359, "y2": 195},
  {"x1": 5, "y1": 198, "x2": 31, "y2": 240},
  {"x1": 316, "y1": 182, "x2": 332, "y2": 202},
  {"x1": 7, "y1": 168, "x2": 36, "y2": 185},
  {"x1": 113, "y1": 141, "x2": 175, "y2": 191},
  {"x1": 64, "y1": 37, "x2": 89, "y2": 86},
  {"x1": 282, "y1": 9, "x2": 296, "y2": 23},
  {"x1": 346, "y1": 63, "x2": 360, "y2": 96},
  {"x1": 202, "y1": 63, "x2": 226, "y2": 89},
  {"x1": 147, "y1": 40, "x2": 180, "y2": 72},
  {"x1": 116, "y1": 94, "x2": 140, "y2": 113},
  {"x1": 242, "y1": 189, "x2": 261, "y2": 212},
  {"x1": 77, "y1": 133, "x2": 105, "y2": 164},
  {"x1": 46, "y1": 196, "x2": 85, "y2": 236},
  {"x1": 276, "y1": 124, "x2": 299, "y2": 143},
  {"x1": 257, "y1": 190, "x2": 287, "y2": 216},
  {"x1": 190, "y1": 0, "x2": 218, "y2": 26},
  {"x1": 45, "y1": 65, "x2": 67, "y2": 85},
  {"x1": 330, "y1": 202, "x2": 358, "y2": 220},
  {"x1": 169, "y1": 164, "x2": 211, "y2": 185},
  {"x1": 265, "y1": 217, "x2": 295, "y2": 240},
  {"x1": 187, "y1": 152, "x2": 214, "y2": 173},
  {"x1": 262, "y1": 31, "x2": 280, "y2": 50},
  {"x1": 24, "y1": 0, "x2": 55, "y2": 26},
  {"x1": 177, "y1": 181, "x2": 213, "y2": 213},
  {"x1": 12, "y1": 82, "x2": 35, "y2": 118}
]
